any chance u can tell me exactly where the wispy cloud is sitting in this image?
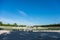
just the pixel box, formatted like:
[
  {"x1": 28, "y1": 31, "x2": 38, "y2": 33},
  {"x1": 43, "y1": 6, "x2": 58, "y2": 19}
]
[{"x1": 17, "y1": 10, "x2": 28, "y2": 16}]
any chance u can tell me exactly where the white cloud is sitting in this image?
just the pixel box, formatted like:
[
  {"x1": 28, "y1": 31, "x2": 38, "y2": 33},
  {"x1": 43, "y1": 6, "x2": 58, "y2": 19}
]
[{"x1": 18, "y1": 10, "x2": 27, "y2": 16}]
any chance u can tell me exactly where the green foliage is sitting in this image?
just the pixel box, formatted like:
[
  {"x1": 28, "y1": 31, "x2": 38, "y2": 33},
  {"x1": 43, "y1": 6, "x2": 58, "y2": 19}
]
[
  {"x1": 33, "y1": 25, "x2": 41, "y2": 27},
  {"x1": 3, "y1": 23, "x2": 11, "y2": 26},
  {"x1": 12, "y1": 23, "x2": 18, "y2": 27},
  {"x1": 0, "y1": 21, "x2": 18, "y2": 27},
  {"x1": 19, "y1": 25, "x2": 26, "y2": 27},
  {"x1": 40, "y1": 24, "x2": 60, "y2": 27},
  {"x1": 33, "y1": 24, "x2": 60, "y2": 27},
  {"x1": 0, "y1": 21, "x2": 3, "y2": 26},
  {"x1": 48, "y1": 27, "x2": 60, "y2": 30},
  {"x1": 0, "y1": 21, "x2": 60, "y2": 27}
]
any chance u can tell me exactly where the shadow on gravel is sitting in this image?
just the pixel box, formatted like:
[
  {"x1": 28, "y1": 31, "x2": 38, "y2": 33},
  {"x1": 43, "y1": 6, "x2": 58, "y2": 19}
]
[{"x1": 0, "y1": 30, "x2": 60, "y2": 40}]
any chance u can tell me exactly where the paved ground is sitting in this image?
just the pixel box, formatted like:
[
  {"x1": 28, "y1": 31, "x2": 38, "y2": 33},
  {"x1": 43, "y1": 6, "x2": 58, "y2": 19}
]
[
  {"x1": 0, "y1": 30, "x2": 60, "y2": 40},
  {"x1": 0, "y1": 30, "x2": 10, "y2": 35}
]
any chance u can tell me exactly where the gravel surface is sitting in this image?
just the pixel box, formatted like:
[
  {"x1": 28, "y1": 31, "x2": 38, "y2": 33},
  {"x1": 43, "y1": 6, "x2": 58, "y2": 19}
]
[
  {"x1": 0, "y1": 30, "x2": 10, "y2": 34},
  {"x1": 0, "y1": 30, "x2": 60, "y2": 40}
]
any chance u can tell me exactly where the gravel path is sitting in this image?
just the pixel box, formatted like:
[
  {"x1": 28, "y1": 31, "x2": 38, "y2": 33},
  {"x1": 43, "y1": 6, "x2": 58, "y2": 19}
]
[
  {"x1": 0, "y1": 30, "x2": 60, "y2": 40},
  {"x1": 0, "y1": 30, "x2": 60, "y2": 35}
]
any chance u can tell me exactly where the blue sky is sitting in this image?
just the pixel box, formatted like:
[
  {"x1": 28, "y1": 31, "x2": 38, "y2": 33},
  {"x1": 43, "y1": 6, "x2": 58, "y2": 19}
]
[{"x1": 0, "y1": 0, "x2": 60, "y2": 25}]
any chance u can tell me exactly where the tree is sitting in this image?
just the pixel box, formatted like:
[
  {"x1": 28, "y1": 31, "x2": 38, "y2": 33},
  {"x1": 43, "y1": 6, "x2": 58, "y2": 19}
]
[
  {"x1": 0, "y1": 21, "x2": 3, "y2": 26},
  {"x1": 13, "y1": 23, "x2": 18, "y2": 27},
  {"x1": 19, "y1": 25, "x2": 26, "y2": 27},
  {"x1": 5, "y1": 23, "x2": 11, "y2": 26}
]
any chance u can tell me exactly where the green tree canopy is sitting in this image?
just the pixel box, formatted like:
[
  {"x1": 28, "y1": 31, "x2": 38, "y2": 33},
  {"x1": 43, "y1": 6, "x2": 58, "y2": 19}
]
[
  {"x1": 0, "y1": 21, "x2": 3, "y2": 26},
  {"x1": 19, "y1": 25, "x2": 26, "y2": 27},
  {"x1": 13, "y1": 23, "x2": 18, "y2": 27}
]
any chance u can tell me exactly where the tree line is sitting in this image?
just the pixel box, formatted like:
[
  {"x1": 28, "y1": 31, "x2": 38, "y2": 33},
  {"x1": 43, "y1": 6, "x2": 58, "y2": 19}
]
[
  {"x1": 33, "y1": 24, "x2": 60, "y2": 27},
  {"x1": 0, "y1": 21, "x2": 26, "y2": 27},
  {"x1": 0, "y1": 21, "x2": 60, "y2": 27}
]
